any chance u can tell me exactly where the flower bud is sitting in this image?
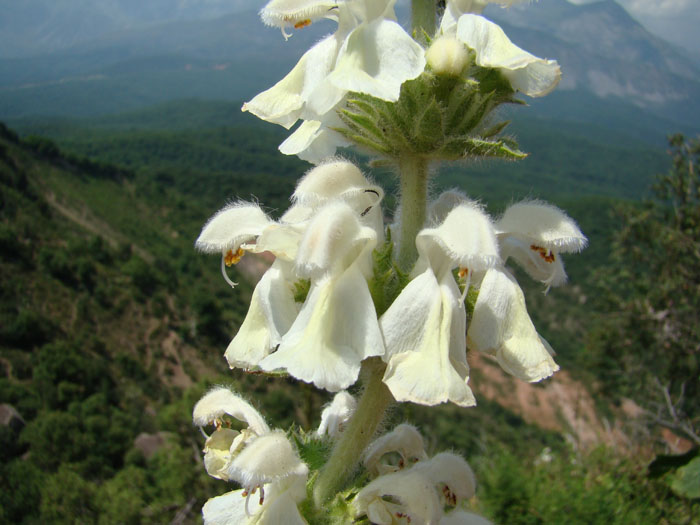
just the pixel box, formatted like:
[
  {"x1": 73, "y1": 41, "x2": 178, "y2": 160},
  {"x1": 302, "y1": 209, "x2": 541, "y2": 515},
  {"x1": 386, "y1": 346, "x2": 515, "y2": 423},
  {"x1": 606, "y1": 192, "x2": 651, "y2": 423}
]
[{"x1": 426, "y1": 36, "x2": 471, "y2": 77}]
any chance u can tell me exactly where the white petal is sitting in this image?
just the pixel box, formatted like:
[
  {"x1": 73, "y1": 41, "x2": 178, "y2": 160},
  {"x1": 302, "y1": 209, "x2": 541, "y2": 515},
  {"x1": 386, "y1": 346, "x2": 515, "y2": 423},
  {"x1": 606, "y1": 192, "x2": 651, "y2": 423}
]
[
  {"x1": 225, "y1": 261, "x2": 299, "y2": 369},
  {"x1": 295, "y1": 202, "x2": 375, "y2": 278},
  {"x1": 441, "y1": 509, "x2": 493, "y2": 525},
  {"x1": 427, "y1": 190, "x2": 468, "y2": 226},
  {"x1": 381, "y1": 269, "x2": 476, "y2": 407},
  {"x1": 292, "y1": 160, "x2": 385, "y2": 230},
  {"x1": 255, "y1": 479, "x2": 308, "y2": 525},
  {"x1": 496, "y1": 201, "x2": 587, "y2": 253},
  {"x1": 417, "y1": 201, "x2": 500, "y2": 277},
  {"x1": 349, "y1": 0, "x2": 397, "y2": 22},
  {"x1": 260, "y1": 264, "x2": 384, "y2": 391},
  {"x1": 195, "y1": 202, "x2": 272, "y2": 254},
  {"x1": 254, "y1": 224, "x2": 306, "y2": 261},
  {"x1": 456, "y1": 14, "x2": 561, "y2": 97},
  {"x1": 413, "y1": 452, "x2": 476, "y2": 502},
  {"x1": 294, "y1": 160, "x2": 367, "y2": 203},
  {"x1": 279, "y1": 119, "x2": 350, "y2": 164},
  {"x1": 499, "y1": 236, "x2": 568, "y2": 288},
  {"x1": 202, "y1": 489, "x2": 250, "y2": 525},
  {"x1": 354, "y1": 470, "x2": 442, "y2": 525},
  {"x1": 467, "y1": 268, "x2": 559, "y2": 382},
  {"x1": 243, "y1": 35, "x2": 340, "y2": 128},
  {"x1": 260, "y1": 0, "x2": 338, "y2": 29},
  {"x1": 192, "y1": 387, "x2": 270, "y2": 436},
  {"x1": 363, "y1": 423, "x2": 428, "y2": 476},
  {"x1": 228, "y1": 430, "x2": 308, "y2": 489},
  {"x1": 328, "y1": 19, "x2": 426, "y2": 102},
  {"x1": 317, "y1": 391, "x2": 357, "y2": 437},
  {"x1": 203, "y1": 428, "x2": 240, "y2": 480}
]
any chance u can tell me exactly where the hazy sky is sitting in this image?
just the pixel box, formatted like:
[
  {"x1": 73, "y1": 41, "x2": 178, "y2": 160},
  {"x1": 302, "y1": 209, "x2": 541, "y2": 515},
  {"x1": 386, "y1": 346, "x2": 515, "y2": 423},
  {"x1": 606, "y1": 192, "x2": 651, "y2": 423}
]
[{"x1": 569, "y1": 0, "x2": 700, "y2": 55}]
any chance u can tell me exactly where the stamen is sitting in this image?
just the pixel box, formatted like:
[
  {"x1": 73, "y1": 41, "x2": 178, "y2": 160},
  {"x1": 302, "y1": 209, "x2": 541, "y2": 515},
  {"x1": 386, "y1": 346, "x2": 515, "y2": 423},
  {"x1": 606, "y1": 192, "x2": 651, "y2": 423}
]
[
  {"x1": 530, "y1": 244, "x2": 555, "y2": 263},
  {"x1": 294, "y1": 19, "x2": 312, "y2": 29},
  {"x1": 225, "y1": 247, "x2": 245, "y2": 266},
  {"x1": 259, "y1": 486, "x2": 265, "y2": 505},
  {"x1": 459, "y1": 268, "x2": 471, "y2": 303},
  {"x1": 244, "y1": 490, "x2": 252, "y2": 516},
  {"x1": 442, "y1": 484, "x2": 457, "y2": 506},
  {"x1": 220, "y1": 254, "x2": 238, "y2": 289}
]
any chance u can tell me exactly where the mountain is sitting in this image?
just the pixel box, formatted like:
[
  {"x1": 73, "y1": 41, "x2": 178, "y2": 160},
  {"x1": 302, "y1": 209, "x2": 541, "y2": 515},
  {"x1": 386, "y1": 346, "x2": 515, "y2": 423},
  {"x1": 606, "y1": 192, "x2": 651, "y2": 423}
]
[
  {"x1": 1, "y1": 0, "x2": 698, "y2": 139},
  {"x1": 484, "y1": 0, "x2": 700, "y2": 127},
  {"x1": 0, "y1": 0, "x2": 251, "y2": 58}
]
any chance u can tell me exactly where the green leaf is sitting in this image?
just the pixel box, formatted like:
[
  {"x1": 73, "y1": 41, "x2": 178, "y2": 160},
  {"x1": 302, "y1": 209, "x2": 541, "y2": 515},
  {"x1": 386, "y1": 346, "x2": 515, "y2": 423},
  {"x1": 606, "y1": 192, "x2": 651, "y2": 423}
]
[
  {"x1": 339, "y1": 109, "x2": 385, "y2": 141},
  {"x1": 670, "y1": 455, "x2": 700, "y2": 499},
  {"x1": 648, "y1": 448, "x2": 699, "y2": 479},
  {"x1": 481, "y1": 120, "x2": 511, "y2": 139},
  {"x1": 414, "y1": 98, "x2": 444, "y2": 151},
  {"x1": 292, "y1": 430, "x2": 332, "y2": 471}
]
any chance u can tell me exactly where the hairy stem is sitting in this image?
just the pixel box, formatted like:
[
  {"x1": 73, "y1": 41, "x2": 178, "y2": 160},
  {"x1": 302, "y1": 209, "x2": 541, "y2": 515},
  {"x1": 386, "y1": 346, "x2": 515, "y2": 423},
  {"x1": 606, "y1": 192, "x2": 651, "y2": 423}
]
[
  {"x1": 397, "y1": 155, "x2": 429, "y2": 271},
  {"x1": 312, "y1": 358, "x2": 394, "y2": 506}
]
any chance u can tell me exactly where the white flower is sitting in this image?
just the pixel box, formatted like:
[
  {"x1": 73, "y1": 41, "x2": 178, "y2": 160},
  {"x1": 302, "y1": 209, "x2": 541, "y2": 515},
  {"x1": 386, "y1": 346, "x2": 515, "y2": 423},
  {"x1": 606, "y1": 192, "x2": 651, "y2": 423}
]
[
  {"x1": 381, "y1": 200, "x2": 500, "y2": 407},
  {"x1": 467, "y1": 266, "x2": 559, "y2": 382},
  {"x1": 441, "y1": 0, "x2": 529, "y2": 32},
  {"x1": 196, "y1": 203, "x2": 301, "y2": 369},
  {"x1": 413, "y1": 452, "x2": 476, "y2": 506},
  {"x1": 440, "y1": 510, "x2": 493, "y2": 525},
  {"x1": 198, "y1": 160, "x2": 384, "y2": 370},
  {"x1": 355, "y1": 450, "x2": 479, "y2": 524},
  {"x1": 227, "y1": 430, "x2": 309, "y2": 492},
  {"x1": 260, "y1": 201, "x2": 385, "y2": 391},
  {"x1": 316, "y1": 391, "x2": 357, "y2": 437},
  {"x1": 195, "y1": 201, "x2": 274, "y2": 288},
  {"x1": 291, "y1": 158, "x2": 385, "y2": 237},
  {"x1": 439, "y1": 12, "x2": 560, "y2": 97},
  {"x1": 244, "y1": 0, "x2": 425, "y2": 162},
  {"x1": 192, "y1": 387, "x2": 271, "y2": 480},
  {"x1": 363, "y1": 423, "x2": 428, "y2": 476},
  {"x1": 354, "y1": 469, "x2": 442, "y2": 525},
  {"x1": 203, "y1": 472, "x2": 308, "y2": 525},
  {"x1": 495, "y1": 201, "x2": 587, "y2": 290}
]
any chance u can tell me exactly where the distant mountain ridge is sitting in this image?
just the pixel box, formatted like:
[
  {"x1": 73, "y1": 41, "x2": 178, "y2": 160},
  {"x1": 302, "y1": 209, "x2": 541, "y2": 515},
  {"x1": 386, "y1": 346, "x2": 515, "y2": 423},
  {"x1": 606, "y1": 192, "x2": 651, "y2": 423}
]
[
  {"x1": 484, "y1": 0, "x2": 700, "y2": 126},
  {"x1": 0, "y1": 0, "x2": 698, "y2": 134},
  {"x1": 0, "y1": 0, "x2": 250, "y2": 58}
]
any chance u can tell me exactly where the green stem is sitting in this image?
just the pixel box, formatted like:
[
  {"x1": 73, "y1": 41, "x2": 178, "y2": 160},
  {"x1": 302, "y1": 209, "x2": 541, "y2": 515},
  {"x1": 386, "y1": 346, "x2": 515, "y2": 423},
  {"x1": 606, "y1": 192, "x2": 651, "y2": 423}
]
[
  {"x1": 412, "y1": 0, "x2": 437, "y2": 42},
  {"x1": 397, "y1": 155, "x2": 429, "y2": 271},
  {"x1": 312, "y1": 358, "x2": 394, "y2": 506}
]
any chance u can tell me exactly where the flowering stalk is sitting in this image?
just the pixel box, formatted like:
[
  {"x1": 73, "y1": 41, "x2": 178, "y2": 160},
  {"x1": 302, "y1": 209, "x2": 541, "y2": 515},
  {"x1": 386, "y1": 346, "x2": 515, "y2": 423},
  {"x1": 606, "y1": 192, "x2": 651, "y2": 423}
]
[
  {"x1": 313, "y1": 357, "x2": 393, "y2": 505},
  {"x1": 191, "y1": 0, "x2": 586, "y2": 522},
  {"x1": 397, "y1": 155, "x2": 430, "y2": 271}
]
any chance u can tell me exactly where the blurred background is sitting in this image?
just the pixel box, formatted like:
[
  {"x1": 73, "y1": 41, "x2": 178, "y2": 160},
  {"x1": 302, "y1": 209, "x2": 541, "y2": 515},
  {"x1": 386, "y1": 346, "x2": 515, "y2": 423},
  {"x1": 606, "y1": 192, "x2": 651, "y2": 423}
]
[{"x1": 1, "y1": 0, "x2": 698, "y2": 523}]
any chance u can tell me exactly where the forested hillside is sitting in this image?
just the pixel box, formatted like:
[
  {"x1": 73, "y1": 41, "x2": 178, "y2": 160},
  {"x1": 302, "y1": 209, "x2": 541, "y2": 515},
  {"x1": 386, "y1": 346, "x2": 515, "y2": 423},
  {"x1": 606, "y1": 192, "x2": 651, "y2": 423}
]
[{"x1": 1, "y1": 116, "x2": 698, "y2": 523}]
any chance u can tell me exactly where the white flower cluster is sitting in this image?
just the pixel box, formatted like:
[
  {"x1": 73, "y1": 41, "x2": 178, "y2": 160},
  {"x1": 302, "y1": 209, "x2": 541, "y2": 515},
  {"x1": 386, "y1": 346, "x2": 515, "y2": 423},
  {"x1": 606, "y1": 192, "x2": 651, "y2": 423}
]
[
  {"x1": 196, "y1": 160, "x2": 586, "y2": 402},
  {"x1": 243, "y1": 0, "x2": 561, "y2": 162},
  {"x1": 195, "y1": 388, "x2": 490, "y2": 524},
  {"x1": 193, "y1": 387, "x2": 309, "y2": 524},
  {"x1": 355, "y1": 423, "x2": 483, "y2": 524}
]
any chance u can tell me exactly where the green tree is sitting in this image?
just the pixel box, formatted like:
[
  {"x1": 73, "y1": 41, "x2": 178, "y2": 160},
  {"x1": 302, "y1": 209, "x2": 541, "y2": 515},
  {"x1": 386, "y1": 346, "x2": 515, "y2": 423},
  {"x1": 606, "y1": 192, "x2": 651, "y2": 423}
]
[{"x1": 589, "y1": 134, "x2": 700, "y2": 445}]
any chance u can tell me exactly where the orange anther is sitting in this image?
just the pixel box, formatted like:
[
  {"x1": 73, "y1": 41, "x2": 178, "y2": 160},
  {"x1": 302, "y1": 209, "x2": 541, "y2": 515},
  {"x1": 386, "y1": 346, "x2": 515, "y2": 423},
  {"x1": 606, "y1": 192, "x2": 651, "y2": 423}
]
[
  {"x1": 530, "y1": 244, "x2": 555, "y2": 263},
  {"x1": 224, "y1": 247, "x2": 245, "y2": 266},
  {"x1": 294, "y1": 19, "x2": 312, "y2": 29}
]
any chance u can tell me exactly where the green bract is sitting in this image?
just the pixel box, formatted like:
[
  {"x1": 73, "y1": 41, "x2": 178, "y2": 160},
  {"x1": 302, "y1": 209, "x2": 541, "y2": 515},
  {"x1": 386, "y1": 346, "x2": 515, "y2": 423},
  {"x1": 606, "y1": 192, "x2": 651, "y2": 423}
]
[{"x1": 336, "y1": 68, "x2": 525, "y2": 161}]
